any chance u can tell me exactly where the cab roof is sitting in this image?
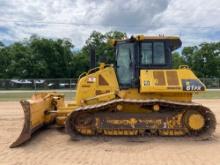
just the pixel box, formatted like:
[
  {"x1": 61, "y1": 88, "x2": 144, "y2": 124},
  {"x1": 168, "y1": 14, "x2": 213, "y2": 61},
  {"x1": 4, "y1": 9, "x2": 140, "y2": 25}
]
[{"x1": 113, "y1": 35, "x2": 182, "y2": 51}]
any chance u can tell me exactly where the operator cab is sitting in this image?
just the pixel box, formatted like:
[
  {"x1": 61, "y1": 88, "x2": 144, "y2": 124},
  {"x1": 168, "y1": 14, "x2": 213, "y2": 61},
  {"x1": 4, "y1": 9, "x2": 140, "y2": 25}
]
[{"x1": 115, "y1": 35, "x2": 182, "y2": 89}]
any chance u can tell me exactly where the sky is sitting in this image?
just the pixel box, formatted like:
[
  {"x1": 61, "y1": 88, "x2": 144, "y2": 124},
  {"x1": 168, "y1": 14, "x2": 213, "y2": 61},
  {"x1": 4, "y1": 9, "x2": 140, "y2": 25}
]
[{"x1": 0, "y1": 0, "x2": 219, "y2": 49}]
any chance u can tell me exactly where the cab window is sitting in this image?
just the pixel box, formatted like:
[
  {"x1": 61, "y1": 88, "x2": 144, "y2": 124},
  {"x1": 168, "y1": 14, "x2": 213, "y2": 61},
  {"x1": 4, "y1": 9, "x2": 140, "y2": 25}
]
[
  {"x1": 141, "y1": 43, "x2": 152, "y2": 64},
  {"x1": 141, "y1": 42, "x2": 165, "y2": 65},
  {"x1": 154, "y1": 42, "x2": 165, "y2": 64}
]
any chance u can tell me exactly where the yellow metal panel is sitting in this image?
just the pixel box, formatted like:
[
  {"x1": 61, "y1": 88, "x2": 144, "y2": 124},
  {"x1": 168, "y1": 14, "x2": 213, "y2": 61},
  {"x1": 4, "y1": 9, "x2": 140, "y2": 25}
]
[
  {"x1": 140, "y1": 68, "x2": 206, "y2": 93},
  {"x1": 75, "y1": 65, "x2": 119, "y2": 105},
  {"x1": 118, "y1": 89, "x2": 192, "y2": 102},
  {"x1": 85, "y1": 92, "x2": 116, "y2": 105}
]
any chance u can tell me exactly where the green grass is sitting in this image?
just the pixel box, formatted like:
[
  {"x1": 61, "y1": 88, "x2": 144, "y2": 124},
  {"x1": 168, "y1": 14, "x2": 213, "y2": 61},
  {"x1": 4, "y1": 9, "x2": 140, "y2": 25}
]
[
  {"x1": 0, "y1": 90, "x2": 219, "y2": 101},
  {"x1": 193, "y1": 91, "x2": 220, "y2": 99},
  {"x1": 0, "y1": 91, "x2": 76, "y2": 101}
]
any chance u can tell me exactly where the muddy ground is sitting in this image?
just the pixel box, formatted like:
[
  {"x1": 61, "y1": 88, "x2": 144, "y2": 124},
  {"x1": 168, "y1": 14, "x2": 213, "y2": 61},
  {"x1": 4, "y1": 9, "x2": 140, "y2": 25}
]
[{"x1": 0, "y1": 100, "x2": 219, "y2": 165}]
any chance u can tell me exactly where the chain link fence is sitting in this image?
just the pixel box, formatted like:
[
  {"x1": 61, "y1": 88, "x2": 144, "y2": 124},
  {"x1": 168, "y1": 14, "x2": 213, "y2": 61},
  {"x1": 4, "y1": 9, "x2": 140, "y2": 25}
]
[
  {"x1": 200, "y1": 78, "x2": 220, "y2": 89},
  {"x1": 0, "y1": 78, "x2": 219, "y2": 90},
  {"x1": 0, "y1": 79, "x2": 77, "y2": 90}
]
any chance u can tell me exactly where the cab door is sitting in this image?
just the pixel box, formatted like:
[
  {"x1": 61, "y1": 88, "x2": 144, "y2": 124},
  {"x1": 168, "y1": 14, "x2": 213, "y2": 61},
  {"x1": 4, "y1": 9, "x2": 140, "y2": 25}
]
[{"x1": 116, "y1": 43, "x2": 135, "y2": 88}]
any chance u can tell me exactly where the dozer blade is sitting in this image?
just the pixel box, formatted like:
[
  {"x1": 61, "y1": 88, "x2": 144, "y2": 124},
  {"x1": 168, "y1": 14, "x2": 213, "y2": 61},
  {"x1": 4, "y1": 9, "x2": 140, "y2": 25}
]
[
  {"x1": 10, "y1": 100, "x2": 35, "y2": 148},
  {"x1": 10, "y1": 93, "x2": 59, "y2": 148}
]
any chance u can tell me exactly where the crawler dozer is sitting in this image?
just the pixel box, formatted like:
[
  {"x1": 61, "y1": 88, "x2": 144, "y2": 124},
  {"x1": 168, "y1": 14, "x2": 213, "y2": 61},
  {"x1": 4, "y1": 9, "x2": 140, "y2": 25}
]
[{"x1": 10, "y1": 35, "x2": 216, "y2": 148}]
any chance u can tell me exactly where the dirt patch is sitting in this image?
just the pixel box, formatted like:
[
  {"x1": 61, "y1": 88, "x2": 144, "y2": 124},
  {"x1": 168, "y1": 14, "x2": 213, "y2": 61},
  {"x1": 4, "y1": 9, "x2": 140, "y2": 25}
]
[{"x1": 0, "y1": 100, "x2": 219, "y2": 165}]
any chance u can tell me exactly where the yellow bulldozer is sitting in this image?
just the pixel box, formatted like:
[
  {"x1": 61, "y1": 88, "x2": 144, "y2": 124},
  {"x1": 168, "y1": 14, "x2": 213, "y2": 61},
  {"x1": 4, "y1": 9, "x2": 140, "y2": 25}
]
[{"x1": 10, "y1": 35, "x2": 216, "y2": 148}]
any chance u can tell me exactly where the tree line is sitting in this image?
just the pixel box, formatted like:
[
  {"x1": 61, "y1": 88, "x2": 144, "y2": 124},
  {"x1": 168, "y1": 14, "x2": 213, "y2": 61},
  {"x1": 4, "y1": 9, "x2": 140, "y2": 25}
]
[{"x1": 0, "y1": 31, "x2": 219, "y2": 79}]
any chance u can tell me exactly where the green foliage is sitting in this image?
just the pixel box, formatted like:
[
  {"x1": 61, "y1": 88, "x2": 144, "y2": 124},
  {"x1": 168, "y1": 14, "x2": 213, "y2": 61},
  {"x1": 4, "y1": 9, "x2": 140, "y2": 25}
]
[
  {"x1": 28, "y1": 36, "x2": 74, "y2": 78},
  {"x1": 0, "y1": 31, "x2": 219, "y2": 79},
  {"x1": 172, "y1": 52, "x2": 186, "y2": 69},
  {"x1": 71, "y1": 51, "x2": 89, "y2": 78},
  {"x1": 0, "y1": 36, "x2": 74, "y2": 78},
  {"x1": 182, "y1": 43, "x2": 220, "y2": 78},
  {"x1": 172, "y1": 42, "x2": 220, "y2": 78}
]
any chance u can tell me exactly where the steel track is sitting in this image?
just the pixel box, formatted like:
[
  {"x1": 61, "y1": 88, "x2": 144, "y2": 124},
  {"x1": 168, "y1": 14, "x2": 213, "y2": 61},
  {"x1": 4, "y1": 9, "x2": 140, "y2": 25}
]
[{"x1": 65, "y1": 99, "x2": 216, "y2": 140}]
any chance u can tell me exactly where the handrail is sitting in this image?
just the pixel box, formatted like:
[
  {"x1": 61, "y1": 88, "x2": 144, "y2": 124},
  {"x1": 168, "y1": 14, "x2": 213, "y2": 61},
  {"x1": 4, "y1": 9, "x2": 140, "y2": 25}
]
[
  {"x1": 87, "y1": 67, "x2": 100, "y2": 75},
  {"x1": 179, "y1": 65, "x2": 189, "y2": 69},
  {"x1": 78, "y1": 72, "x2": 87, "y2": 80}
]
